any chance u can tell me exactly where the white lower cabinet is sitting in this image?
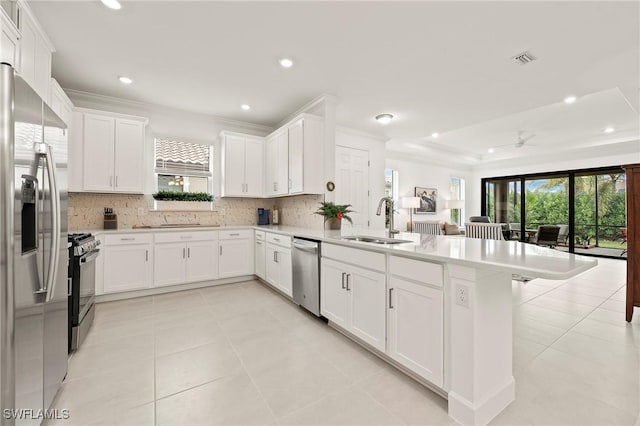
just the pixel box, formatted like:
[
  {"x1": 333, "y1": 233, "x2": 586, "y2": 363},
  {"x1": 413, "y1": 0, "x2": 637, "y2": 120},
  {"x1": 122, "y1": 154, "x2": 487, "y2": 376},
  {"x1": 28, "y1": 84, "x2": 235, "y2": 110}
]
[
  {"x1": 154, "y1": 232, "x2": 219, "y2": 287},
  {"x1": 265, "y1": 243, "x2": 292, "y2": 296},
  {"x1": 321, "y1": 258, "x2": 386, "y2": 351},
  {"x1": 186, "y1": 240, "x2": 219, "y2": 282},
  {"x1": 254, "y1": 231, "x2": 266, "y2": 279},
  {"x1": 219, "y1": 230, "x2": 253, "y2": 278},
  {"x1": 387, "y1": 257, "x2": 444, "y2": 387},
  {"x1": 103, "y1": 235, "x2": 153, "y2": 293},
  {"x1": 154, "y1": 242, "x2": 187, "y2": 287}
]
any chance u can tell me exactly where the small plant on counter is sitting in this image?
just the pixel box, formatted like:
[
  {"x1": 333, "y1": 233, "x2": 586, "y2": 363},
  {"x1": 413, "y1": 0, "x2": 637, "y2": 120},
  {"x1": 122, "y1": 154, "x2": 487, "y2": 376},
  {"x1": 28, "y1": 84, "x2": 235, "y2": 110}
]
[
  {"x1": 152, "y1": 191, "x2": 213, "y2": 202},
  {"x1": 315, "y1": 202, "x2": 354, "y2": 224}
]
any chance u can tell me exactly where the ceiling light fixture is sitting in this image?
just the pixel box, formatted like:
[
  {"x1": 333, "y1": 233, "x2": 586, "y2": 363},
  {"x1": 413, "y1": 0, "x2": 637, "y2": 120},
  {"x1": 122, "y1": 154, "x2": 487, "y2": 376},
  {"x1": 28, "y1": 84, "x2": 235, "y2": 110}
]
[
  {"x1": 564, "y1": 95, "x2": 577, "y2": 104},
  {"x1": 279, "y1": 58, "x2": 294, "y2": 68},
  {"x1": 375, "y1": 114, "x2": 394, "y2": 125},
  {"x1": 431, "y1": 132, "x2": 439, "y2": 138},
  {"x1": 488, "y1": 148, "x2": 495, "y2": 153},
  {"x1": 101, "y1": 0, "x2": 122, "y2": 10},
  {"x1": 604, "y1": 127, "x2": 615, "y2": 133},
  {"x1": 118, "y1": 76, "x2": 133, "y2": 84},
  {"x1": 241, "y1": 104, "x2": 251, "y2": 111}
]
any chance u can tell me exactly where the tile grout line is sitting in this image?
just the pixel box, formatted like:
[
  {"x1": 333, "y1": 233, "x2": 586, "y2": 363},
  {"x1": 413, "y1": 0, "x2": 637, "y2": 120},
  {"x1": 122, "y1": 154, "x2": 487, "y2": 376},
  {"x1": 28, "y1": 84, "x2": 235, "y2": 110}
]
[
  {"x1": 518, "y1": 282, "x2": 630, "y2": 367},
  {"x1": 206, "y1": 282, "x2": 283, "y2": 424}
]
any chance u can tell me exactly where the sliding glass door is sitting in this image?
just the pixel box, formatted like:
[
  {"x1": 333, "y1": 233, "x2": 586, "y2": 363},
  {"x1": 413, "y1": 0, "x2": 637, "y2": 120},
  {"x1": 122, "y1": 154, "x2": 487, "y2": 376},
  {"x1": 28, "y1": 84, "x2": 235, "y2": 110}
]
[
  {"x1": 524, "y1": 176, "x2": 569, "y2": 244},
  {"x1": 482, "y1": 166, "x2": 626, "y2": 259},
  {"x1": 574, "y1": 172, "x2": 627, "y2": 257}
]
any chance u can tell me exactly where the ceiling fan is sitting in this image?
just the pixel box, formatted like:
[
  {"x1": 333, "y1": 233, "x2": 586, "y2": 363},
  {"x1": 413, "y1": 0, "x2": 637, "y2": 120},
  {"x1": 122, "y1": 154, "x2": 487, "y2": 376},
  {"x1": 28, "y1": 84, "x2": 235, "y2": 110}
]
[{"x1": 489, "y1": 131, "x2": 537, "y2": 153}]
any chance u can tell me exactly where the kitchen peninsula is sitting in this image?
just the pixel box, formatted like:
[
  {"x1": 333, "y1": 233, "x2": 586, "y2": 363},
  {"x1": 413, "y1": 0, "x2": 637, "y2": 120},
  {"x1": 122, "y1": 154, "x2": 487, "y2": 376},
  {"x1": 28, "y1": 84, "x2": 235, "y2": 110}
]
[{"x1": 91, "y1": 225, "x2": 597, "y2": 425}]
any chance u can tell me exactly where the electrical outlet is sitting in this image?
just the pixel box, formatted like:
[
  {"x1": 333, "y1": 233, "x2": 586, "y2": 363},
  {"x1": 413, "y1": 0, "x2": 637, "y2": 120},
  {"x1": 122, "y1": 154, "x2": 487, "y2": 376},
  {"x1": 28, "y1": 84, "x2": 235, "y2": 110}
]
[
  {"x1": 456, "y1": 284, "x2": 469, "y2": 308},
  {"x1": 137, "y1": 208, "x2": 145, "y2": 216}
]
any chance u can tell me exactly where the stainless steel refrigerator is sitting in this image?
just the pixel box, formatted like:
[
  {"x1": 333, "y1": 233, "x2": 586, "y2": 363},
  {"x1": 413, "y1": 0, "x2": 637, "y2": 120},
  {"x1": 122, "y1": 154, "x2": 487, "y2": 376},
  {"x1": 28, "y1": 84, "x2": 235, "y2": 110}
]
[{"x1": 0, "y1": 64, "x2": 68, "y2": 425}]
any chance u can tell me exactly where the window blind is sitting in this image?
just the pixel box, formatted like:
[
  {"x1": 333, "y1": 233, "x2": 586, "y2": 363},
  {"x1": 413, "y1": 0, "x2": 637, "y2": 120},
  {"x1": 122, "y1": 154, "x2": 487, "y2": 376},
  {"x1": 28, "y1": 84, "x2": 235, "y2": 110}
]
[{"x1": 154, "y1": 138, "x2": 212, "y2": 176}]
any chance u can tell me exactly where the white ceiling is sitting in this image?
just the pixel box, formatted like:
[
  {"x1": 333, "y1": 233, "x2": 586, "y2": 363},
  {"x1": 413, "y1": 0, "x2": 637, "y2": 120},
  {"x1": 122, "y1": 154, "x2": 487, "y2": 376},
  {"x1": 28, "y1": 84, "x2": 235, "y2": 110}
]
[{"x1": 32, "y1": 1, "x2": 639, "y2": 150}]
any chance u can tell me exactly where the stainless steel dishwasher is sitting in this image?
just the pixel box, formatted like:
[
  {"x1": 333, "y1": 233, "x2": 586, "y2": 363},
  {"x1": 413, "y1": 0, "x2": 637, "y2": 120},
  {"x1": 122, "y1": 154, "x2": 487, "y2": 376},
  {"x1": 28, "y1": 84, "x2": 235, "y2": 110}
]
[{"x1": 292, "y1": 237, "x2": 321, "y2": 316}]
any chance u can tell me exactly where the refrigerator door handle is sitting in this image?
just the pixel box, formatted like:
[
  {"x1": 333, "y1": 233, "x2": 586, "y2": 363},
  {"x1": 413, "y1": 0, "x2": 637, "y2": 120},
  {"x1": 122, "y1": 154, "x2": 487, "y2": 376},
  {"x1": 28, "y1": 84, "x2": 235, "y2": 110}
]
[{"x1": 40, "y1": 144, "x2": 61, "y2": 303}]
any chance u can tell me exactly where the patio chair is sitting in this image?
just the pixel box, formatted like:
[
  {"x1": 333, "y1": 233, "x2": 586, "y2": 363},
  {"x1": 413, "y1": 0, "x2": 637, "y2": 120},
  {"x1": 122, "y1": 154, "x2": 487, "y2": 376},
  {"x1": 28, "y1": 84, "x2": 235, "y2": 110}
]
[
  {"x1": 469, "y1": 216, "x2": 491, "y2": 223},
  {"x1": 534, "y1": 225, "x2": 561, "y2": 248},
  {"x1": 508, "y1": 223, "x2": 522, "y2": 240},
  {"x1": 556, "y1": 224, "x2": 569, "y2": 245}
]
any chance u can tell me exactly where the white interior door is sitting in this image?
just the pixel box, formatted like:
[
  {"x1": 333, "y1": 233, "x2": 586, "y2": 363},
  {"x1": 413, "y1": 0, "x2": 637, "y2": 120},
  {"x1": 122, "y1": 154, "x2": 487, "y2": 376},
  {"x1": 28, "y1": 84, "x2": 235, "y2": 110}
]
[{"x1": 336, "y1": 146, "x2": 369, "y2": 228}]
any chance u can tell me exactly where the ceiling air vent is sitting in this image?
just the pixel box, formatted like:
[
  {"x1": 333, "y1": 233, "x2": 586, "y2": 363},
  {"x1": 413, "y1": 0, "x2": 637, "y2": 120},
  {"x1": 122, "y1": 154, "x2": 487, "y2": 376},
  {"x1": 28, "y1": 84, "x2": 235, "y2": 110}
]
[{"x1": 512, "y1": 51, "x2": 536, "y2": 65}]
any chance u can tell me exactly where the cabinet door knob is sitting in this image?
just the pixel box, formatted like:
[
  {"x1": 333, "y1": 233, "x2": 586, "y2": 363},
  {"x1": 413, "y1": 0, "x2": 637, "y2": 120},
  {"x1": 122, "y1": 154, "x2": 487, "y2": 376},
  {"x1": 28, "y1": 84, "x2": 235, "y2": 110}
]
[
  {"x1": 219, "y1": 245, "x2": 222, "y2": 255},
  {"x1": 183, "y1": 248, "x2": 186, "y2": 258},
  {"x1": 187, "y1": 247, "x2": 190, "y2": 258},
  {"x1": 389, "y1": 288, "x2": 394, "y2": 309},
  {"x1": 341, "y1": 272, "x2": 346, "y2": 290},
  {"x1": 346, "y1": 274, "x2": 351, "y2": 291},
  {"x1": 145, "y1": 250, "x2": 149, "y2": 262}
]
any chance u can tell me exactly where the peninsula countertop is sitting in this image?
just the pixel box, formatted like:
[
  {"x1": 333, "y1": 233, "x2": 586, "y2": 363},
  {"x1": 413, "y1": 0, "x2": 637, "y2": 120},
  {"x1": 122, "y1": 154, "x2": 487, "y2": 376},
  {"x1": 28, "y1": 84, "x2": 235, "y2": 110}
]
[{"x1": 80, "y1": 224, "x2": 597, "y2": 280}]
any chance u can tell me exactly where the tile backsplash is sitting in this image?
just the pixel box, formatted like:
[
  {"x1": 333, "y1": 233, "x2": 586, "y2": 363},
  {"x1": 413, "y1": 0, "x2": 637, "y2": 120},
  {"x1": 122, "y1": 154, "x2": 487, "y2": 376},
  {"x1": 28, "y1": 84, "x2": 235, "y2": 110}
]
[{"x1": 68, "y1": 193, "x2": 325, "y2": 231}]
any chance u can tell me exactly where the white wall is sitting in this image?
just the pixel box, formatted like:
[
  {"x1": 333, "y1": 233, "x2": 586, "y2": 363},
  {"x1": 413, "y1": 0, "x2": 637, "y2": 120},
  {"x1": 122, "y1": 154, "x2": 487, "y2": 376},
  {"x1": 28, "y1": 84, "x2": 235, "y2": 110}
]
[
  {"x1": 385, "y1": 155, "x2": 472, "y2": 232},
  {"x1": 66, "y1": 90, "x2": 272, "y2": 195},
  {"x1": 336, "y1": 127, "x2": 386, "y2": 229}
]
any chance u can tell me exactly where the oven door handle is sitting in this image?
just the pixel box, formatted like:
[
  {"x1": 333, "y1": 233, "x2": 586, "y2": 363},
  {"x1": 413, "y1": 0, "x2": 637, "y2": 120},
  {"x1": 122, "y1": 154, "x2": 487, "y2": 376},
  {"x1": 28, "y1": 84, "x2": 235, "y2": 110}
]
[{"x1": 80, "y1": 249, "x2": 101, "y2": 264}]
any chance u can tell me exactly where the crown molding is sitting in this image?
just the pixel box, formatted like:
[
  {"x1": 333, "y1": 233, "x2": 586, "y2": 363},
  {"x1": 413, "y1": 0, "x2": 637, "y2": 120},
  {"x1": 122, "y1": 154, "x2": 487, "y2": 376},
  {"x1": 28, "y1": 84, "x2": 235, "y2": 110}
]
[
  {"x1": 275, "y1": 94, "x2": 340, "y2": 128},
  {"x1": 63, "y1": 89, "x2": 274, "y2": 134}
]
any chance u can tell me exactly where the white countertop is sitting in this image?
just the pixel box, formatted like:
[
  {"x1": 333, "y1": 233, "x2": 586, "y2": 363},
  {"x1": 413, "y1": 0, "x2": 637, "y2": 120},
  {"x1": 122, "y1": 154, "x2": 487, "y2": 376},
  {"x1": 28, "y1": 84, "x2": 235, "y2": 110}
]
[{"x1": 80, "y1": 224, "x2": 597, "y2": 280}]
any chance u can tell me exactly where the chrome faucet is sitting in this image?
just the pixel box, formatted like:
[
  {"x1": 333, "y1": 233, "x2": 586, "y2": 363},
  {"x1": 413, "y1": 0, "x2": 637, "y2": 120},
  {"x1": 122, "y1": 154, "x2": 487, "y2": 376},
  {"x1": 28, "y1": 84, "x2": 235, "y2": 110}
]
[{"x1": 376, "y1": 197, "x2": 399, "y2": 236}]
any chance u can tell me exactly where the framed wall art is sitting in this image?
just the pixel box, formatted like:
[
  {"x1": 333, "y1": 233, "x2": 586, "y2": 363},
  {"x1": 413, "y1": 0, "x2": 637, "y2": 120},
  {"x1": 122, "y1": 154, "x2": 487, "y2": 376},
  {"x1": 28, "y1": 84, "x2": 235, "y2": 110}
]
[{"x1": 415, "y1": 187, "x2": 437, "y2": 214}]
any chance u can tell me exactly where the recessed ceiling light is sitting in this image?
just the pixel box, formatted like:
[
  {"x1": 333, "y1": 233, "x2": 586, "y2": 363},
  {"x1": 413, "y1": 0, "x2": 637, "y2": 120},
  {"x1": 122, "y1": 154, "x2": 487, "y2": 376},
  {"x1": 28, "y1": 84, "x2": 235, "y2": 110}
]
[
  {"x1": 101, "y1": 0, "x2": 121, "y2": 10},
  {"x1": 564, "y1": 95, "x2": 577, "y2": 104},
  {"x1": 279, "y1": 58, "x2": 294, "y2": 68},
  {"x1": 118, "y1": 76, "x2": 133, "y2": 84},
  {"x1": 375, "y1": 114, "x2": 394, "y2": 125},
  {"x1": 431, "y1": 132, "x2": 439, "y2": 138},
  {"x1": 604, "y1": 127, "x2": 615, "y2": 133},
  {"x1": 241, "y1": 104, "x2": 251, "y2": 111},
  {"x1": 488, "y1": 147, "x2": 495, "y2": 153}
]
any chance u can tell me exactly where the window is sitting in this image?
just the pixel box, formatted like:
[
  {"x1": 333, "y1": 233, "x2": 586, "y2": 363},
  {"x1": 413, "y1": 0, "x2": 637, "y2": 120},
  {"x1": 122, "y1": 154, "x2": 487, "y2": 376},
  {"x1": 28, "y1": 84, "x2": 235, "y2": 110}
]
[
  {"x1": 449, "y1": 176, "x2": 465, "y2": 226},
  {"x1": 154, "y1": 138, "x2": 212, "y2": 193}
]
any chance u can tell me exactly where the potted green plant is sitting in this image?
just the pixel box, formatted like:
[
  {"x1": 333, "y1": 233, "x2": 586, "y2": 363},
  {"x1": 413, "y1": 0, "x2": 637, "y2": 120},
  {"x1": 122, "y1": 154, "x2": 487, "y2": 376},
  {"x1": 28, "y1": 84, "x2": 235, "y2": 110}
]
[
  {"x1": 315, "y1": 202, "x2": 354, "y2": 230},
  {"x1": 152, "y1": 191, "x2": 214, "y2": 211}
]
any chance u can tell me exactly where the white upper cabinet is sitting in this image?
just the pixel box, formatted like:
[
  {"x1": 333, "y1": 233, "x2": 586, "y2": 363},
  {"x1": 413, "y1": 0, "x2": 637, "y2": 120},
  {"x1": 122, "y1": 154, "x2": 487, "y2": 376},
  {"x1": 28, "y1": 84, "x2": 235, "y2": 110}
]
[
  {"x1": 83, "y1": 114, "x2": 115, "y2": 192},
  {"x1": 220, "y1": 132, "x2": 264, "y2": 197},
  {"x1": 18, "y1": 5, "x2": 53, "y2": 101},
  {"x1": 48, "y1": 79, "x2": 73, "y2": 126},
  {"x1": 114, "y1": 119, "x2": 146, "y2": 192},
  {"x1": 287, "y1": 118, "x2": 304, "y2": 193},
  {"x1": 265, "y1": 114, "x2": 324, "y2": 197},
  {"x1": 265, "y1": 129, "x2": 288, "y2": 196},
  {"x1": 0, "y1": 11, "x2": 20, "y2": 71},
  {"x1": 77, "y1": 109, "x2": 148, "y2": 194}
]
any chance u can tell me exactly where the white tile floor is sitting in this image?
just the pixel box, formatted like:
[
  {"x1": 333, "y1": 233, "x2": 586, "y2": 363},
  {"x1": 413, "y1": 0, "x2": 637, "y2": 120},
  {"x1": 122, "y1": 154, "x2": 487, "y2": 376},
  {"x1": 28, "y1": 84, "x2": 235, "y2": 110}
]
[{"x1": 45, "y1": 258, "x2": 639, "y2": 425}]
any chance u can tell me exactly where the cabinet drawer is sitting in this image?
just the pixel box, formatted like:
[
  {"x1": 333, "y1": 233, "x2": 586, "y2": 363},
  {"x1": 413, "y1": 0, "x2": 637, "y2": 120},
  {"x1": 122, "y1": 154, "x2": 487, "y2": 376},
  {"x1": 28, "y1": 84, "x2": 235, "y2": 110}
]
[
  {"x1": 389, "y1": 255, "x2": 443, "y2": 288},
  {"x1": 154, "y1": 231, "x2": 218, "y2": 243},
  {"x1": 255, "y1": 230, "x2": 265, "y2": 241},
  {"x1": 266, "y1": 232, "x2": 291, "y2": 247},
  {"x1": 322, "y1": 243, "x2": 385, "y2": 273},
  {"x1": 104, "y1": 233, "x2": 153, "y2": 246},
  {"x1": 219, "y1": 229, "x2": 252, "y2": 240}
]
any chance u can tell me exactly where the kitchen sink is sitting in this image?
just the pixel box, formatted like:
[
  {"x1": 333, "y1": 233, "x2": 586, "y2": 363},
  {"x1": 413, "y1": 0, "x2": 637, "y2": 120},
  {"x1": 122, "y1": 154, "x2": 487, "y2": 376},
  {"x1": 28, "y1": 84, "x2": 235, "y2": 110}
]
[{"x1": 341, "y1": 236, "x2": 412, "y2": 245}]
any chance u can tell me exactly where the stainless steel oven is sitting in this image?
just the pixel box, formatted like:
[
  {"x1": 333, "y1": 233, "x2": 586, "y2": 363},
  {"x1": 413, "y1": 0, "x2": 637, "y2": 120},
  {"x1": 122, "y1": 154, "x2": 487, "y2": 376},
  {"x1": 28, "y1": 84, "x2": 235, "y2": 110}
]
[{"x1": 68, "y1": 233, "x2": 99, "y2": 351}]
